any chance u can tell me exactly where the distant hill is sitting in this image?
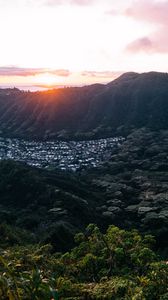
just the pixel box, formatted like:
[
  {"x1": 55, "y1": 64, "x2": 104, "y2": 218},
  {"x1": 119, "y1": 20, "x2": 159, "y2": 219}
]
[{"x1": 0, "y1": 71, "x2": 168, "y2": 139}]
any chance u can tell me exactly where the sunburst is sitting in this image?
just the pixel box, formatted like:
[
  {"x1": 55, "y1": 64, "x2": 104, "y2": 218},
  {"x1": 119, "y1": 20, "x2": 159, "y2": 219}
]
[{"x1": 35, "y1": 73, "x2": 59, "y2": 87}]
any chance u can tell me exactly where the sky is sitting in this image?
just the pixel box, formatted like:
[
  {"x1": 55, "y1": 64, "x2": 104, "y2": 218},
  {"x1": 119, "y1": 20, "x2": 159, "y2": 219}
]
[{"x1": 0, "y1": 0, "x2": 168, "y2": 89}]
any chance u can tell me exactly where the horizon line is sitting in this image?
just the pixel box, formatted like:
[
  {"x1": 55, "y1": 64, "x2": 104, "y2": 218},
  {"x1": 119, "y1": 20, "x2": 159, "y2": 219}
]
[{"x1": 0, "y1": 70, "x2": 167, "y2": 92}]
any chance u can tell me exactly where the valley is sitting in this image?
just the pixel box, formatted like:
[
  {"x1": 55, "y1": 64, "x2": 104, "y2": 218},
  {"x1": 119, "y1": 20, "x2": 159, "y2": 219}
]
[
  {"x1": 0, "y1": 72, "x2": 168, "y2": 299},
  {"x1": 1, "y1": 0, "x2": 168, "y2": 296}
]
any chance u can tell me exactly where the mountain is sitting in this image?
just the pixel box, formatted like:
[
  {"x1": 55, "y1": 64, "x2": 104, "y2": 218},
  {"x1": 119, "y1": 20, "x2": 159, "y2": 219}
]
[{"x1": 0, "y1": 71, "x2": 168, "y2": 139}]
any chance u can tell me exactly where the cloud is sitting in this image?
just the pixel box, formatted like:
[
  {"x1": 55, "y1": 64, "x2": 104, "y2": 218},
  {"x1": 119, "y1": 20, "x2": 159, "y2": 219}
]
[
  {"x1": 81, "y1": 70, "x2": 122, "y2": 79},
  {"x1": 0, "y1": 66, "x2": 71, "y2": 77},
  {"x1": 50, "y1": 69, "x2": 70, "y2": 76},
  {"x1": 71, "y1": 0, "x2": 93, "y2": 5},
  {"x1": 125, "y1": 0, "x2": 168, "y2": 25},
  {"x1": 126, "y1": 37, "x2": 154, "y2": 53},
  {"x1": 106, "y1": 9, "x2": 120, "y2": 16},
  {"x1": 125, "y1": 0, "x2": 168, "y2": 53},
  {"x1": 126, "y1": 31, "x2": 168, "y2": 54},
  {"x1": 45, "y1": 0, "x2": 94, "y2": 6}
]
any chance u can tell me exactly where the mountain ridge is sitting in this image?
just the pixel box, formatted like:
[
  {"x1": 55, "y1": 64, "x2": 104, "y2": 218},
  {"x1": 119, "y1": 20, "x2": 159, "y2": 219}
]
[{"x1": 0, "y1": 71, "x2": 168, "y2": 139}]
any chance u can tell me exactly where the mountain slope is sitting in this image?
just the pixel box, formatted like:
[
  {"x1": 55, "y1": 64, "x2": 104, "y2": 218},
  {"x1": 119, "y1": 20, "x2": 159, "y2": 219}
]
[
  {"x1": 0, "y1": 159, "x2": 102, "y2": 251},
  {"x1": 84, "y1": 128, "x2": 168, "y2": 251},
  {"x1": 0, "y1": 72, "x2": 168, "y2": 139}
]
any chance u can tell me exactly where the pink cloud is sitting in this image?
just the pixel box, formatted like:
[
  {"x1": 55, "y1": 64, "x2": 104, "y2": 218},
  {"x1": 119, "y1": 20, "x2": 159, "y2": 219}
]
[
  {"x1": 125, "y1": 0, "x2": 168, "y2": 25},
  {"x1": 125, "y1": 0, "x2": 168, "y2": 53},
  {"x1": 71, "y1": 0, "x2": 93, "y2": 5},
  {"x1": 106, "y1": 9, "x2": 120, "y2": 16},
  {"x1": 126, "y1": 37, "x2": 154, "y2": 53},
  {"x1": 126, "y1": 30, "x2": 168, "y2": 54},
  {"x1": 50, "y1": 69, "x2": 70, "y2": 76},
  {"x1": 0, "y1": 66, "x2": 71, "y2": 77},
  {"x1": 81, "y1": 70, "x2": 122, "y2": 79},
  {"x1": 45, "y1": 0, "x2": 94, "y2": 6}
]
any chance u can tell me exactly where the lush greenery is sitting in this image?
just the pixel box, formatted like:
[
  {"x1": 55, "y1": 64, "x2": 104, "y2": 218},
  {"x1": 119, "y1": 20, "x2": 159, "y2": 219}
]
[{"x1": 0, "y1": 223, "x2": 167, "y2": 299}]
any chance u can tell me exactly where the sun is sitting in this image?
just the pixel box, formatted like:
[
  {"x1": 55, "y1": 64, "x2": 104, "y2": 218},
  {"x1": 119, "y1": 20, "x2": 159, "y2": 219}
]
[{"x1": 35, "y1": 73, "x2": 60, "y2": 87}]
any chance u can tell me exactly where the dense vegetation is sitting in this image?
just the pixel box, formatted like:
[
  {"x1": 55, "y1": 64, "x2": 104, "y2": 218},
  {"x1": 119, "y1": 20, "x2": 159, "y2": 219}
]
[
  {"x1": 0, "y1": 159, "x2": 102, "y2": 252},
  {"x1": 0, "y1": 224, "x2": 168, "y2": 299},
  {"x1": 1, "y1": 72, "x2": 168, "y2": 139}
]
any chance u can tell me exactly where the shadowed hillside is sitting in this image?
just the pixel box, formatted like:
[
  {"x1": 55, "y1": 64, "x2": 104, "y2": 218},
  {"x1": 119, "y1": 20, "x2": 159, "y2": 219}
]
[
  {"x1": 1, "y1": 72, "x2": 168, "y2": 139},
  {"x1": 0, "y1": 160, "x2": 102, "y2": 251}
]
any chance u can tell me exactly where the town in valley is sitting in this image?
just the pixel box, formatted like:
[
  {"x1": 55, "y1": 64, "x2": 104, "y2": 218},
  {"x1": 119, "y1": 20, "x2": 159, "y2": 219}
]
[{"x1": 0, "y1": 137, "x2": 124, "y2": 171}]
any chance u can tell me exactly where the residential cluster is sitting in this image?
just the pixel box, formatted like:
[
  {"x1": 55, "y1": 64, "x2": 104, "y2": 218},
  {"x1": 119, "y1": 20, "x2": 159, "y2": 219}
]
[{"x1": 0, "y1": 136, "x2": 124, "y2": 171}]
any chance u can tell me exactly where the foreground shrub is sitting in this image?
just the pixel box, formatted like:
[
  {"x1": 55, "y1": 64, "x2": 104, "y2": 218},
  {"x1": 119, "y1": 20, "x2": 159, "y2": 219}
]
[{"x1": 0, "y1": 224, "x2": 167, "y2": 299}]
